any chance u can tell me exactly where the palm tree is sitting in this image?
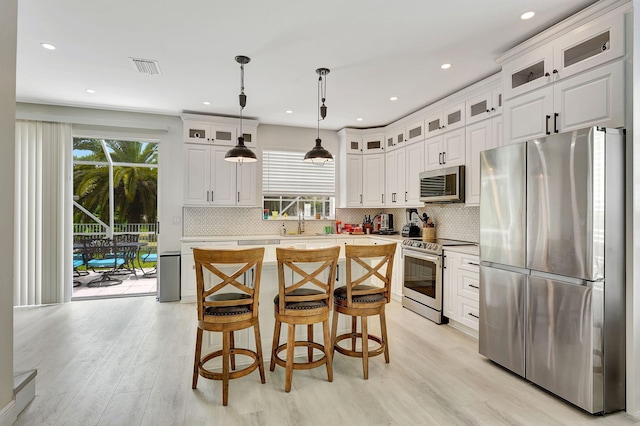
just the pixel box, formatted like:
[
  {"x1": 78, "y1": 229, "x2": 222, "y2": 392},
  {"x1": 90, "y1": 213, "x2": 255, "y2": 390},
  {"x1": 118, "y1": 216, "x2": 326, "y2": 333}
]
[{"x1": 73, "y1": 138, "x2": 158, "y2": 225}]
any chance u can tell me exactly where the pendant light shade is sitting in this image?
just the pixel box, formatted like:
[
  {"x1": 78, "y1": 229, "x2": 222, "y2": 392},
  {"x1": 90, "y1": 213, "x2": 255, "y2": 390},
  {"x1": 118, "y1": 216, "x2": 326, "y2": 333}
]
[
  {"x1": 304, "y1": 68, "x2": 333, "y2": 164},
  {"x1": 225, "y1": 55, "x2": 257, "y2": 163}
]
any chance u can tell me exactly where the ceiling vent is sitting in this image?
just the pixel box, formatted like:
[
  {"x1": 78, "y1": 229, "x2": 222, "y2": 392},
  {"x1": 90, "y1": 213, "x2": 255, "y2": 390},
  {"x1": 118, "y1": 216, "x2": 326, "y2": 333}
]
[{"x1": 129, "y1": 57, "x2": 161, "y2": 75}]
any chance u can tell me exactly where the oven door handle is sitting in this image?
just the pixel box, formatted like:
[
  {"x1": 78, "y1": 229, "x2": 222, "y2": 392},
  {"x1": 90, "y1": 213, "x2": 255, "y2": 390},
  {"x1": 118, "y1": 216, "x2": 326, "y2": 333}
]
[{"x1": 403, "y1": 249, "x2": 441, "y2": 265}]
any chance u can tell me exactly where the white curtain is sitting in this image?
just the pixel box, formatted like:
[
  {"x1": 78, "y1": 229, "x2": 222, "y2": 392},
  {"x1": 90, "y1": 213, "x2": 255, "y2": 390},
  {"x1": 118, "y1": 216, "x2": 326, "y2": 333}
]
[{"x1": 14, "y1": 121, "x2": 73, "y2": 306}]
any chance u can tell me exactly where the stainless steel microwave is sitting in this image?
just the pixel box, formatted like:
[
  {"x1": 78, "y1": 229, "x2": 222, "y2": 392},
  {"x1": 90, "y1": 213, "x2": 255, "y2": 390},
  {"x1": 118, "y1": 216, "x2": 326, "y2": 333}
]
[{"x1": 419, "y1": 165, "x2": 465, "y2": 203}]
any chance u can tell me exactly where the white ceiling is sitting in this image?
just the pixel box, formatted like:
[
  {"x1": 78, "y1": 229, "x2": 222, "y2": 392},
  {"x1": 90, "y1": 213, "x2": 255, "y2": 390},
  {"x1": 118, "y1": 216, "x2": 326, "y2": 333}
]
[{"x1": 15, "y1": 0, "x2": 598, "y2": 131}]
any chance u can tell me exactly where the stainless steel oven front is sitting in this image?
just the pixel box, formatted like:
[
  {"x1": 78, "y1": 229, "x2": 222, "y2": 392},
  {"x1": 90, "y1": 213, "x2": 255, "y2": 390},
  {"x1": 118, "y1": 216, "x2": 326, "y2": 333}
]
[{"x1": 401, "y1": 247, "x2": 445, "y2": 324}]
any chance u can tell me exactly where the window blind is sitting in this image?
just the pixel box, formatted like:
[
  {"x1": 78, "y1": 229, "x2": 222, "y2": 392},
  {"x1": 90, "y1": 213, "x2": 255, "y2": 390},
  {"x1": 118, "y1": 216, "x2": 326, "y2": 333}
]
[{"x1": 263, "y1": 150, "x2": 335, "y2": 196}]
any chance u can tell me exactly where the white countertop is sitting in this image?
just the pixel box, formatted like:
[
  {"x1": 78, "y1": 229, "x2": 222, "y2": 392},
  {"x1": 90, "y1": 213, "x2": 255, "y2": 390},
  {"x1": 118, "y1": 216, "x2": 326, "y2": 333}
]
[
  {"x1": 444, "y1": 245, "x2": 479, "y2": 256},
  {"x1": 181, "y1": 233, "x2": 405, "y2": 243}
]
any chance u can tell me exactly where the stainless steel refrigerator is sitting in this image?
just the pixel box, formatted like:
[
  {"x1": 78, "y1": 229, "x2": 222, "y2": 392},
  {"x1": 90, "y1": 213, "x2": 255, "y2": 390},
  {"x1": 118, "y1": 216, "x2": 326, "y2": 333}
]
[{"x1": 478, "y1": 127, "x2": 625, "y2": 414}]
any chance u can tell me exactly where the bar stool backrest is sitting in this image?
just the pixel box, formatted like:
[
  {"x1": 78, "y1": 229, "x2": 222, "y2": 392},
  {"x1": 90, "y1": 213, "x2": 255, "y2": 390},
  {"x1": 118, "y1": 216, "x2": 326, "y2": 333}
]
[
  {"x1": 193, "y1": 247, "x2": 265, "y2": 323},
  {"x1": 275, "y1": 246, "x2": 340, "y2": 314},
  {"x1": 344, "y1": 243, "x2": 396, "y2": 308}
]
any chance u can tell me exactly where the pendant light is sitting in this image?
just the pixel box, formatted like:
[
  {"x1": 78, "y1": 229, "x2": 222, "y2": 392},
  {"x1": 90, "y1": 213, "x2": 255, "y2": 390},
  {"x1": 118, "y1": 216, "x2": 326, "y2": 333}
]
[
  {"x1": 304, "y1": 67, "x2": 334, "y2": 164},
  {"x1": 225, "y1": 55, "x2": 257, "y2": 163}
]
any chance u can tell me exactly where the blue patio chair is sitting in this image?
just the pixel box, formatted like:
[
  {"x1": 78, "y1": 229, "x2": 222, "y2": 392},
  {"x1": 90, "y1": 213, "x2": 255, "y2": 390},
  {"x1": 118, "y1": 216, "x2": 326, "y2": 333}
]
[{"x1": 84, "y1": 238, "x2": 127, "y2": 286}]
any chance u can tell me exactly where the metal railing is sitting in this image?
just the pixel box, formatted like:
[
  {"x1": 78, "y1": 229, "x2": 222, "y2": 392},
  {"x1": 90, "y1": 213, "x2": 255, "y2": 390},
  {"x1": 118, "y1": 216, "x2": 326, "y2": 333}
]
[{"x1": 73, "y1": 223, "x2": 157, "y2": 243}]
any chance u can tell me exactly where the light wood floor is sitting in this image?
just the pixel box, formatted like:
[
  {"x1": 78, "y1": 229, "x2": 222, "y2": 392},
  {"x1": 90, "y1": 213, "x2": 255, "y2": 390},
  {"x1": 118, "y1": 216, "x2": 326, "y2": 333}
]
[{"x1": 13, "y1": 297, "x2": 640, "y2": 425}]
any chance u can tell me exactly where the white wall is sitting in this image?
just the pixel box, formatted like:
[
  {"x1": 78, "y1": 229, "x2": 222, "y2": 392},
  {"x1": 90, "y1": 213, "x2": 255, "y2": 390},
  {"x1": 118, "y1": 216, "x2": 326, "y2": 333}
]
[
  {"x1": 0, "y1": 0, "x2": 17, "y2": 417},
  {"x1": 15, "y1": 103, "x2": 184, "y2": 254}
]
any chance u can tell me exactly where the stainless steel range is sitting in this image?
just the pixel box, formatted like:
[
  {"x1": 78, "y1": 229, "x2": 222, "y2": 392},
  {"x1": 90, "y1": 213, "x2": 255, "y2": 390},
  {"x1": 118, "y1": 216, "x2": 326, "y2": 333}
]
[{"x1": 401, "y1": 238, "x2": 475, "y2": 324}]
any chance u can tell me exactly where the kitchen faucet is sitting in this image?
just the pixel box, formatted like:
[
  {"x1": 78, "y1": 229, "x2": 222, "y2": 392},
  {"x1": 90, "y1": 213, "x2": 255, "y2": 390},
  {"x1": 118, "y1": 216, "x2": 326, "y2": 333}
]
[{"x1": 298, "y1": 211, "x2": 305, "y2": 234}]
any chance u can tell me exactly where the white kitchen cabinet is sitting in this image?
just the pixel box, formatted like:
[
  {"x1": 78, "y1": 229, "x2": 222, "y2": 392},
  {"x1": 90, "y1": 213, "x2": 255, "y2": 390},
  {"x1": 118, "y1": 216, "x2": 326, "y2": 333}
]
[
  {"x1": 504, "y1": 60, "x2": 624, "y2": 144},
  {"x1": 405, "y1": 140, "x2": 424, "y2": 205},
  {"x1": 363, "y1": 134, "x2": 385, "y2": 154},
  {"x1": 183, "y1": 121, "x2": 238, "y2": 146},
  {"x1": 345, "y1": 135, "x2": 363, "y2": 154},
  {"x1": 344, "y1": 154, "x2": 363, "y2": 207},
  {"x1": 424, "y1": 128, "x2": 465, "y2": 172},
  {"x1": 405, "y1": 119, "x2": 425, "y2": 144},
  {"x1": 183, "y1": 144, "x2": 258, "y2": 206},
  {"x1": 465, "y1": 116, "x2": 502, "y2": 205},
  {"x1": 442, "y1": 251, "x2": 459, "y2": 320},
  {"x1": 385, "y1": 147, "x2": 406, "y2": 207},
  {"x1": 385, "y1": 127, "x2": 406, "y2": 151},
  {"x1": 425, "y1": 102, "x2": 466, "y2": 138},
  {"x1": 466, "y1": 87, "x2": 502, "y2": 125},
  {"x1": 443, "y1": 250, "x2": 480, "y2": 333},
  {"x1": 362, "y1": 153, "x2": 385, "y2": 207},
  {"x1": 503, "y1": 12, "x2": 624, "y2": 100}
]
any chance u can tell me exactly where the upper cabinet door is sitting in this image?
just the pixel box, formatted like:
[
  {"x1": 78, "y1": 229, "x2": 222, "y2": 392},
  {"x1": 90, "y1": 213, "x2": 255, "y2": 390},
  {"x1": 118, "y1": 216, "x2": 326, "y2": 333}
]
[
  {"x1": 211, "y1": 124, "x2": 237, "y2": 146},
  {"x1": 554, "y1": 60, "x2": 624, "y2": 133},
  {"x1": 362, "y1": 154, "x2": 385, "y2": 206},
  {"x1": 441, "y1": 129, "x2": 465, "y2": 167},
  {"x1": 503, "y1": 86, "x2": 554, "y2": 144},
  {"x1": 553, "y1": 13, "x2": 624, "y2": 81},
  {"x1": 236, "y1": 162, "x2": 258, "y2": 206},
  {"x1": 363, "y1": 134, "x2": 385, "y2": 154},
  {"x1": 503, "y1": 44, "x2": 554, "y2": 100},
  {"x1": 405, "y1": 141, "x2": 425, "y2": 205},
  {"x1": 405, "y1": 120, "x2": 425, "y2": 144},
  {"x1": 345, "y1": 135, "x2": 363, "y2": 154},
  {"x1": 442, "y1": 102, "x2": 466, "y2": 132},
  {"x1": 184, "y1": 122, "x2": 213, "y2": 144},
  {"x1": 425, "y1": 111, "x2": 444, "y2": 137}
]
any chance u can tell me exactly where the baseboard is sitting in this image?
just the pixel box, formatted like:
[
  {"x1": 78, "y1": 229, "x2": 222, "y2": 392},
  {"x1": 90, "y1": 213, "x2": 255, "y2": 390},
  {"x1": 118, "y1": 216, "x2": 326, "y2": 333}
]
[
  {"x1": 0, "y1": 370, "x2": 37, "y2": 426},
  {"x1": 0, "y1": 400, "x2": 17, "y2": 426}
]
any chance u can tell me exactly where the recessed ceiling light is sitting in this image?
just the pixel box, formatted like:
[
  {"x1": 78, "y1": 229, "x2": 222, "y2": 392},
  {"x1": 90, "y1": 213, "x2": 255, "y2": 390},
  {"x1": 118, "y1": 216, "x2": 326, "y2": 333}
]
[
  {"x1": 203, "y1": 101, "x2": 211, "y2": 105},
  {"x1": 389, "y1": 96, "x2": 398, "y2": 101},
  {"x1": 85, "y1": 89, "x2": 96, "y2": 94},
  {"x1": 286, "y1": 110, "x2": 293, "y2": 114},
  {"x1": 356, "y1": 117, "x2": 364, "y2": 121},
  {"x1": 441, "y1": 63, "x2": 452, "y2": 69},
  {"x1": 521, "y1": 11, "x2": 535, "y2": 20},
  {"x1": 41, "y1": 43, "x2": 56, "y2": 50}
]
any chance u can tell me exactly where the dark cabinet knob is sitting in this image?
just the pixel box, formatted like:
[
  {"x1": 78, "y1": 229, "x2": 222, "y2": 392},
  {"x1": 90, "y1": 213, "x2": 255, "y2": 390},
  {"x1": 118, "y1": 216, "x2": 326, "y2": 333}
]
[
  {"x1": 544, "y1": 72, "x2": 550, "y2": 77},
  {"x1": 553, "y1": 69, "x2": 558, "y2": 74}
]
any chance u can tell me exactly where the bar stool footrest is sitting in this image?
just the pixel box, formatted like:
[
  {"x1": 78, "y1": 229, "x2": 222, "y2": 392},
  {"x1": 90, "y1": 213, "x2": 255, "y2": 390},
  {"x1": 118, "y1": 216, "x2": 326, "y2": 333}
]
[
  {"x1": 334, "y1": 332, "x2": 385, "y2": 358},
  {"x1": 198, "y1": 348, "x2": 260, "y2": 380},
  {"x1": 273, "y1": 341, "x2": 328, "y2": 370}
]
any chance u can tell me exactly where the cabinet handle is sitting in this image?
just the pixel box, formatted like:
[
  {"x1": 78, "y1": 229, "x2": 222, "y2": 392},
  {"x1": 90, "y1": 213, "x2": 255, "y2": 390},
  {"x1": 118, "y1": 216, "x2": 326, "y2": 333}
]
[
  {"x1": 442, "y1": 152, "x2": 446, "y2": 164},
  {"x1": 336, "y1": 264, "x2": 340, "y2": 281},
  {"x1": 468, "y1": 312, "x2": 480, "y2": 319},
  {"x1": 486, "y1": 109, "x2": 490, "y2": 113},
  {"x1": 439, "y1": 153, "x2": 442, "y2": 165},
  {"x1": 469, "y1": 284, "x2": 479, "y2": 289},
  {"x1": 553, "y1": 69, "x2": 558, "y2": 74},
  {"x1": 237, "y1": 192, "x2": 240, "y2": 203},
  {"x1": 545, "y1": 115, "x2": 551, "y2": 135},
  {"x1": 360, "y1": 194, "x2": 363, "y2": 204},
  {"x1": 382, "y1": 193, "x2": 384, "y2": 203},
  {"x1": 491, "y1": 107, "x2": 495, "y2": 111},
  {"x1": 544, "y1": 72, "x2": 550, "y2": 77},
  {"x1": 206, "y1": 191, "x2": 209, "y2": 202},
  {"x1": 405, "y1": 192, "x2": 408, "y2": 202},
  {"x1": 554, "y1": 113, "x2": 559, "y2": 133},
  {"x1": 468, "y1": 262, "x2": 479, "y2": 266}
]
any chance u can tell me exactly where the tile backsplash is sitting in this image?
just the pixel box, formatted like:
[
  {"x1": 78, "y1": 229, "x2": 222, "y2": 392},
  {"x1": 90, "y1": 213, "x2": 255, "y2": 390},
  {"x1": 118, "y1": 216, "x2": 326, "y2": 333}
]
[{"x1": 183, "y1": 204, "x2": 479, "y2": 243}]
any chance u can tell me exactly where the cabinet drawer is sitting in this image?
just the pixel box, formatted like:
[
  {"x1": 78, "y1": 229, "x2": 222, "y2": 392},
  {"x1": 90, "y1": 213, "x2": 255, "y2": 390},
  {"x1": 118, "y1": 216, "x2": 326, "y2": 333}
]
[
  {"x1": 457, "y1": 297, "x2": 480, "y2": 331},
  {"x1": 458, "y1": 268, "x2": 480, "y2": 301},
  {"x1": 182, "y1": 241, "x2": 213, "y2": 255}
]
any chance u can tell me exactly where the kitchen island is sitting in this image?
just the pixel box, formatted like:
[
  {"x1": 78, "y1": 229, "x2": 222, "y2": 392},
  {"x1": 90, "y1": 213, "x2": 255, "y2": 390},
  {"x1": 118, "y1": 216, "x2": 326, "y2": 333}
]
[{"x1": 180, "y1": 233, "x2": 404, "y2": 367}]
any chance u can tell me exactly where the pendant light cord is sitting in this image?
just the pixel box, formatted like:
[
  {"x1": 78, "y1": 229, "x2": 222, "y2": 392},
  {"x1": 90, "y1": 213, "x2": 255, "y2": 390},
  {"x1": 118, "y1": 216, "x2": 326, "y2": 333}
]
[
  {"x1": 239, "y1": 63, "x2": 245, "y2": 136},
  {"x1": 317, "y1": 75, "x2": 321, "y2": 139}
]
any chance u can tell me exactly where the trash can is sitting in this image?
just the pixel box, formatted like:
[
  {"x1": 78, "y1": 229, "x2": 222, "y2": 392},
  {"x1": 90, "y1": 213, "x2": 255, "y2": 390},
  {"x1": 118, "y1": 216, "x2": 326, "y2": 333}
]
[{"x1": 158, "y1": 252, "x2": 180, "y2": 302}]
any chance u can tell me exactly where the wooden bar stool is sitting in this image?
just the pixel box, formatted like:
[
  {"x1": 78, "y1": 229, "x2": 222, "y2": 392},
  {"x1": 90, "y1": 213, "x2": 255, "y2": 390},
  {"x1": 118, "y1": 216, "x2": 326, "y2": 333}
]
[
  {"x1": 191, "y1": 247, "x2": 266, "y2": 406},
  {"x1": 270, "y1": 245, "x2": 340, "y2": 392},
  {"x1": 331, "y1": 243, "x2": 396, "y2": 379}
]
